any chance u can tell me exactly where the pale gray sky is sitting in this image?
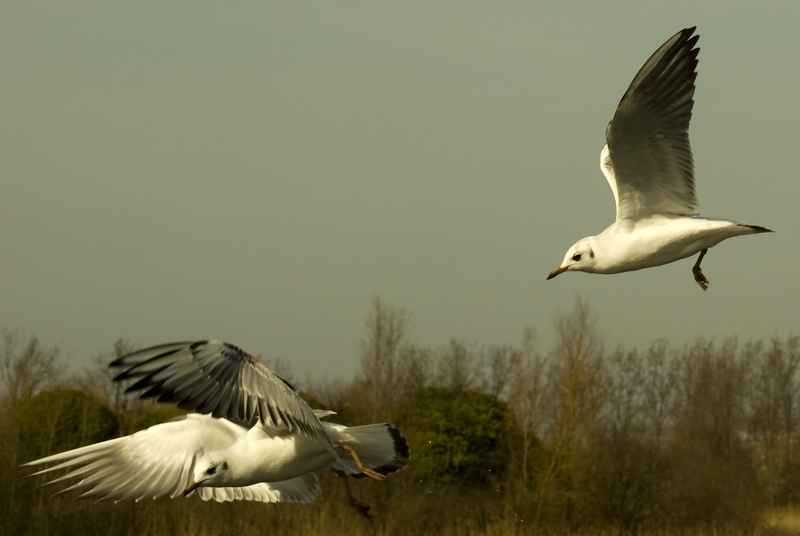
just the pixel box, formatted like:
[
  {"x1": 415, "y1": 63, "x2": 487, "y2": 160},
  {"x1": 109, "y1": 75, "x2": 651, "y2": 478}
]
[{"x1": 1, "y1": 1, "x2": 797, "y2": 380}]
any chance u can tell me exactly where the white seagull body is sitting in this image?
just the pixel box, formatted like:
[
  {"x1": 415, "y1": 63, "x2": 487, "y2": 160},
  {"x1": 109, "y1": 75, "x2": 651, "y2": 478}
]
[
  {"x1": 548, "y1": 27, "x2": 771, "y2": 290},
  {"x1": 22, "y1": 341, "x2": 409, "y2": 505}
]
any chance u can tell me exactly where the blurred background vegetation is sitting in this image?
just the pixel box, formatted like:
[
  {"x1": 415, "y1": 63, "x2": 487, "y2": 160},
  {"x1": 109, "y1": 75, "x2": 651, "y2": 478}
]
[{"x1": 2, "y1": 297, "x2": 799, "y2": 535}]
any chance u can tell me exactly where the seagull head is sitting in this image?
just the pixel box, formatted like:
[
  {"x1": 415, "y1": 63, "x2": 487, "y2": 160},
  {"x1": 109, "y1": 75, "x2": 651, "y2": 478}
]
[
  {"x1": 184, "y1": 455, "x2": 231, "y2": 496},
  {"x1": 548, "y1": 238, "x2": 598, "y2": 279}
]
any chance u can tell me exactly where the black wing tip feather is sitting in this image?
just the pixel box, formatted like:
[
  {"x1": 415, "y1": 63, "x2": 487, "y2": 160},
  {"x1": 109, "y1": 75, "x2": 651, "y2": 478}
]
[
  {"x1": 275, "y1": 373, "x2": 296, "y2": 392},
  {"x1": 672, "y1": 27, "x2": 697, "y2": 49},
  {"x1": 745, "y1": 224, "x2": 773, "y2": 234},
  {"x1": 108, "y1": 341, "x2": 198, "y2": 369},
  {"x1": 622, "y1": 27, "x2": 700, "y2": 102},
  {"x1": 650, "y1": 28, "x2": 700, "y2": 84}
]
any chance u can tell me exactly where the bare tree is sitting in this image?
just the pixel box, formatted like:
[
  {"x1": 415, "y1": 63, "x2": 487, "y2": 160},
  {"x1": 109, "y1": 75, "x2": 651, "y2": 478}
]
[
  {"x1": 605, "y1": 347, "x2": 646, "y2": 439},
  {"x1": 436, "y1": 339, "x2": 476, "y2": 392},
  {"x1": 75, "y1": 338, "x2": 139, "y2": 411},
  {"x1": 641, "y1": 339, "x2": 678, "y2": 451},
  {"x1": 396, "y1": 345, "x2": 432, "y2": 403},
  {"x1": 747, "y1": 336, "x2": 800, "y2": 504},
  {"x1": 355, "y1": 296, "x2": 408, "y2": 421},
  {"x1": 507, "y1": 326, "x2": 548, "y2": 509},
  {"x1": 666, "y1": 338, "x2": 758, "y2": 527},
  {"x1": 481, "y1": 344, "x2": 521, "y2": 400},
  {"x1": 591, "y1": 346, "x2": 665, "y2": 529},
  {"x1": 0, "y1": 329, "x2": 64, "y2": 407},
  {"x1": 537, "y1": 297, "x2": 607, "y2": 528}
]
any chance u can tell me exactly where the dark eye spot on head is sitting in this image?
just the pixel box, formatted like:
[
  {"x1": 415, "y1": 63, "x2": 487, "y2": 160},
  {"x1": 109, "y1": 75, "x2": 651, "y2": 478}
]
[
  {"x1": 207, "y1": 466, "x2": 217, "y2": 475},
  {"x1": 222, "y1": 462, "x2": 228, "y2": 470},
  {"x1": 572, "y1": 253, "x2": 581, "y2": 262},
  {"x1": 589, "y1": 250, "x2": 595, "y2": 259}
]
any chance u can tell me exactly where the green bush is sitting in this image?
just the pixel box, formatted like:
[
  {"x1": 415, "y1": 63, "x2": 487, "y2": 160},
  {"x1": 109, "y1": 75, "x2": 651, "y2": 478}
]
[
  {"x1": 14, "y1": 389, "x2": 119, "y2": 461},
  {"x1": 400, "y1": 387, "x2": 513, "y2": 485}
]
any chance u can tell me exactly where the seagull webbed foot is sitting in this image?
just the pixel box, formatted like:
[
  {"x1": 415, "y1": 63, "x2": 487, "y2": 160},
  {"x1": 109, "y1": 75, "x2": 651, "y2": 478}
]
[
  {"x1": 348, "y1": 498, "x2": 373, "y2": 520},
  {"x1": 692, "y1": 248, "x2": 709, "y2": 291},
  {"x1": 333, "y1": 469, "x2": 373, "y2": 521}
]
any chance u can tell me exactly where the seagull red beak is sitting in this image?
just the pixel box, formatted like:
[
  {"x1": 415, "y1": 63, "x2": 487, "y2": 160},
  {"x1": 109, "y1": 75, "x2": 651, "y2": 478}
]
[
  {"x1": 184, "y1": 481, "x2": 200, "y2": 497},
  {"x1": 547, "y1": 266, "x2": 568, "y2": 280}
]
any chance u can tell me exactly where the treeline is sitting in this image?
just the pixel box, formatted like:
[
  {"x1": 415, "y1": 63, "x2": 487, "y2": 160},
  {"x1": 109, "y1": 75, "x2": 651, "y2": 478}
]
[{"x1": 1, "y1": 298, "x2": 799, "y2": 536}]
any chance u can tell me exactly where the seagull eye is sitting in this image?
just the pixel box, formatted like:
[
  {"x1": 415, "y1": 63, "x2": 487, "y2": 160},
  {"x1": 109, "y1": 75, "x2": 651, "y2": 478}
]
[
  {"x1": 206, "y1": 466, "x2": 217, "y2": 475},
  {"x1": 572, "y1": 254, "x2": 582, "y2": 262}
]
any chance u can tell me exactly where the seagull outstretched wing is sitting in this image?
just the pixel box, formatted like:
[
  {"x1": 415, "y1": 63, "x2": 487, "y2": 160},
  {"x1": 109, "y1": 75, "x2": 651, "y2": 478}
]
[
  {"x1": 21, "y1": 414, "x2": 319, "y2": 503},
  {"x1": 603, "y1": 26, "x2": 700, "y2": 220},
  {"x1": 111, "y1": 341, "x2": 335, "y2": 456}
]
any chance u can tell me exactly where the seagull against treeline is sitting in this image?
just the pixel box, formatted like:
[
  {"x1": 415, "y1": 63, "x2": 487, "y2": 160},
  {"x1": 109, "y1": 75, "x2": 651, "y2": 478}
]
[
  {"x1": 547, "y1": 27, "x2": 771, "y2": 290},
  {"x1": 22, "y1": 341, "x2": 409, "y2": 518}
]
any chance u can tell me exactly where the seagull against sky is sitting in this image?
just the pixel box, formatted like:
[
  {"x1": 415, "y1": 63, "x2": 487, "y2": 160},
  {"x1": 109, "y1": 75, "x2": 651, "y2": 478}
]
[
  {"x1": 547, "y1": 27, "x2": 771, "y2": 290},
  {"x1": 22, "y1": 341, "x2": 409, "y2": 515}
]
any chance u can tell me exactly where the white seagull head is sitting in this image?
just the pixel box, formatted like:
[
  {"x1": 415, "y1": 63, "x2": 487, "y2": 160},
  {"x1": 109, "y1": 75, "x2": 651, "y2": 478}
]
[
  {"x1": 548, "y1": 237, "x2": 599, "y2": 279},
  {"x1": 185, "y1": 455, "x2": 232, "y2": 495}
]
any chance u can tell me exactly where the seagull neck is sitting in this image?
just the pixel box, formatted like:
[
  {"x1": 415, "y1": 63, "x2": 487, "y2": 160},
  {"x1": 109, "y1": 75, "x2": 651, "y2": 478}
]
[{"x1": 210, "y1": 438, "x2": 261, "y2": 487}]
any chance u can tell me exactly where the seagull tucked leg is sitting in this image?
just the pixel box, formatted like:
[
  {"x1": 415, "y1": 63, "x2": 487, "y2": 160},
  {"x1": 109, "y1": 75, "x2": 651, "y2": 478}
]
[
  {"x1": 340, "y1": 445, "x2": 387, "y2": 482},
  {"x1": 692, "y1": 248, "x2": 709, "y2": 290}
]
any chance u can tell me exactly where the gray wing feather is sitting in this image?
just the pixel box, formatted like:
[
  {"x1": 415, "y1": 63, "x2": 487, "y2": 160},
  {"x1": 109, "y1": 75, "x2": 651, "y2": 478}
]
[
  {"x1": 605, "y1": 26, "x2": 700, "y2": 220},
  {"x1": 110, "y1": 341, "x2": 334, "y2": 456}
]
